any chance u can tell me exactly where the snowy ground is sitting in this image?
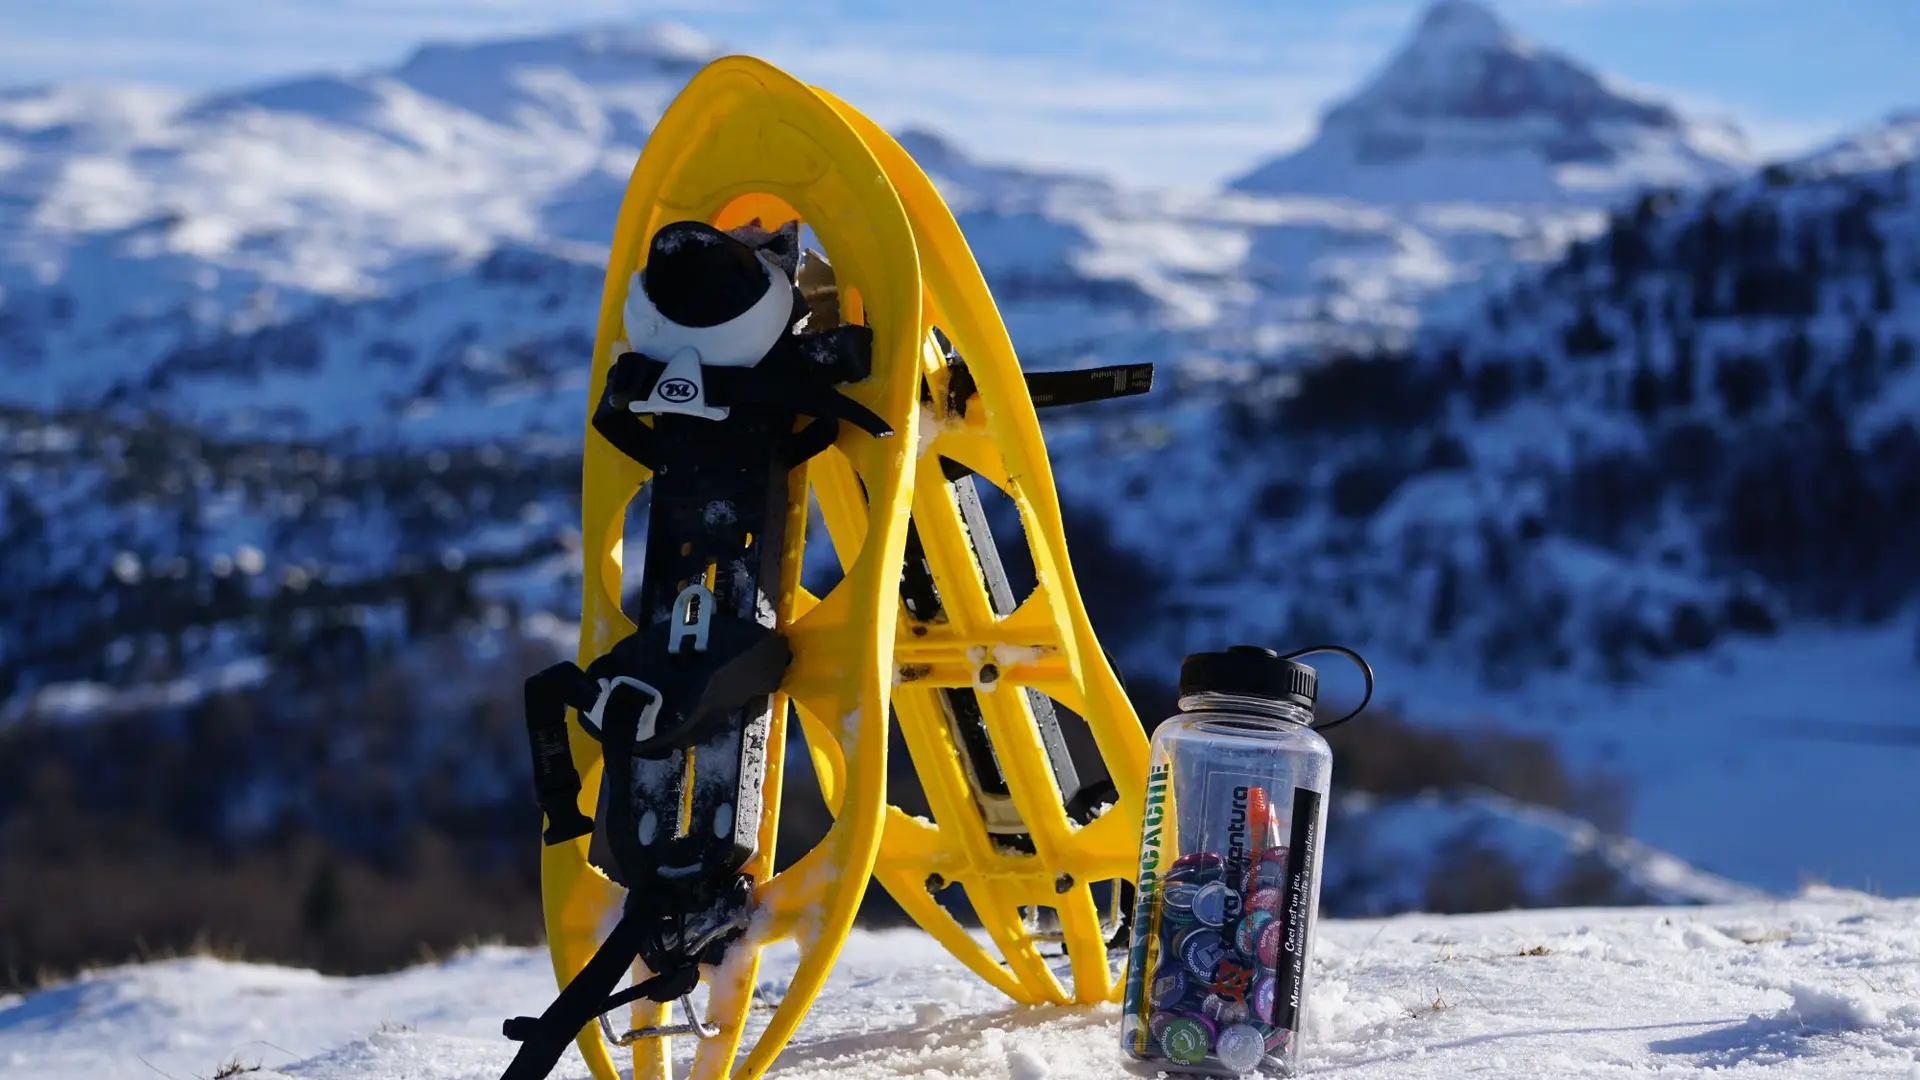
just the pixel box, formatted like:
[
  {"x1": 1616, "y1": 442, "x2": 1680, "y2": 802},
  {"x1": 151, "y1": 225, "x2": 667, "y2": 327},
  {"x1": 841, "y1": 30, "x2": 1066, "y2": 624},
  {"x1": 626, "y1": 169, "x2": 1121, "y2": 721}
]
[{"x1": 4, "y1": 890, "x2": 1917, "y2": 1080}]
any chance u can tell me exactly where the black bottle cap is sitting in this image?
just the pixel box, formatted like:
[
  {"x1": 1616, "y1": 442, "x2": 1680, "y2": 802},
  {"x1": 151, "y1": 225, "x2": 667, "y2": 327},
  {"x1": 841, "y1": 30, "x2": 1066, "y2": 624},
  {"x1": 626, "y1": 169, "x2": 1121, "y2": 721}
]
[{"x1": 1177, "y1": 645, "x2": 1317, "y2": 710}]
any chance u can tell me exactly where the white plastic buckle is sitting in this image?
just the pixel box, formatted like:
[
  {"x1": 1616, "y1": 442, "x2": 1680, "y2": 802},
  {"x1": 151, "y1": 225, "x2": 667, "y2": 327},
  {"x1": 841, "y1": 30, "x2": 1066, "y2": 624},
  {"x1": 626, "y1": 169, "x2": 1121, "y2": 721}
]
[
  {"x1": 582, "y1": 676, "x2": 664, "y2": 744},
  {"x1": 669, "y1": 582, "x2": 714, "y2": 655}
]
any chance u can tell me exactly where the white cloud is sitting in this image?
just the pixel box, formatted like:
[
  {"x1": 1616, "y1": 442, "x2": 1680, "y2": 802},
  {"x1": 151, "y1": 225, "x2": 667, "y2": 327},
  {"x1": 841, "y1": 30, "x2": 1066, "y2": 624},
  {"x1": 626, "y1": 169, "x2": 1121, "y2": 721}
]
[{"x1": 731, "y1": 34, "x2": 1365, "y2": 187}]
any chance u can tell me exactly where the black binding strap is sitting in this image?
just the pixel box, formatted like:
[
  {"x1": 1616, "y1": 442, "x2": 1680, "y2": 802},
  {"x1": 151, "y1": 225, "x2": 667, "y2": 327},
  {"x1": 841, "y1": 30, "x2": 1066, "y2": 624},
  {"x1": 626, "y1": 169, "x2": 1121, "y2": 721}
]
[
  {"x1": 788, "y1": 416, "x2": 842, "y2": 465},
  {"x1": 686, "y1": 631, "x2": 794, "y2": 723},
  {"x1": 524, "y1": 662, "x2": 600, "y2": 845},
  {"x1": 610, "y1": 350, "x2": 893, "y2": 438},
  {"x1": 945, "y1": 359, "x2": 1155, "y2": 417},
  {"x1": 593, "y1": 345, "x2": 891, "y2": 472},
  {"x1": 498, "y1": 910, "x2": 646, "y2": 1080},
  {"x1": 592, "y1": 366, "x2": 658, "y2": 471},
  {"x1": 706, "y1": 362, "x2": 893, "y2": 437},
  {"x1": 1024, "y1": 363, "x2": 1155, "y2": 408},
  {"x1": 498, "y1": 910, "x2": 697, "y2": 1080}
]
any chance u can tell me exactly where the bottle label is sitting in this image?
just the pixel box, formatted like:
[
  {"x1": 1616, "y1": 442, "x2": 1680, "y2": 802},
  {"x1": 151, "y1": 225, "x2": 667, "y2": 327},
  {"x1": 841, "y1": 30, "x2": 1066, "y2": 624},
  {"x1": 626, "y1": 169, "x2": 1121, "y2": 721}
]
[
  {"x1": 1272, "y1": 785, "x2": 1322, "y2": 1033},
  {"x1": 1199, "y1": 770, "x2": 1271, "y2": 912},
  {"x1": 1122, "y1": 766, "x2": 1324, "y2": 1070},
  {"x1": 1121, "y1": 761, "x2": 1172, "y2": 1054}
]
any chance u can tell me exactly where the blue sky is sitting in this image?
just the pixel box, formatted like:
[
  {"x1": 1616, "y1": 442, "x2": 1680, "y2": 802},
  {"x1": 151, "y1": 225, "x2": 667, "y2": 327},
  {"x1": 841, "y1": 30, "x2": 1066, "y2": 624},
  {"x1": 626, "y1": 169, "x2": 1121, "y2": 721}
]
[{"x1": 1, "y1": 0, "x2": 1915, "y2": 188}]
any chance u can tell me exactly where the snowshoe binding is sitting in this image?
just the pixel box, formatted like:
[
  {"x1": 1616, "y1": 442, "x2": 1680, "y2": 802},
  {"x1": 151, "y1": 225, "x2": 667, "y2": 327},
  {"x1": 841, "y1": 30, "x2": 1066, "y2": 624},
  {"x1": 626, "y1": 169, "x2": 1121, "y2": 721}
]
[{"x1": 500, "y1": 57, "x2": 924, "y2": 1080}]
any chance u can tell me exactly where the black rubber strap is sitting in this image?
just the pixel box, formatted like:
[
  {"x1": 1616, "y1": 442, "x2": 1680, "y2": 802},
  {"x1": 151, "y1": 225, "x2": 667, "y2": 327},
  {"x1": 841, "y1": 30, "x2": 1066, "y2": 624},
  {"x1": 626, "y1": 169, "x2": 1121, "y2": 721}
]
[
  {"x1": 707, "y1": 364, "x2": 893, "y2": 437},
  {"x1": 498, "y1": 910, "x2": 651, "y2": 1080},
  {"x1": 523, "y1": 662, "x2": 600, "y2": 845},
  {"x1": 1024, "y1": 363, "x2": 1155, "y2": 408},
  {"x1": 791, "y1": 324, "x2": 874, "y2": 383},
  {"x1": 686, "y1": 631, "x2": 793, "y2": 724},
  {"x1": 593, "y1": 353, "x2": 661, "y2": 469},
  {"x1": 596, "y1": 962, "x2": 700, "y2": 1015},
  {"x1": 946, "y1": 359, "x2": 1156, "y2": 417},
  {"x1": 789, "y1": 416, "x2": 841, "y2": 464},
  {"x1": 610, "y1": 351, "x2": 894, "y2": 438}
]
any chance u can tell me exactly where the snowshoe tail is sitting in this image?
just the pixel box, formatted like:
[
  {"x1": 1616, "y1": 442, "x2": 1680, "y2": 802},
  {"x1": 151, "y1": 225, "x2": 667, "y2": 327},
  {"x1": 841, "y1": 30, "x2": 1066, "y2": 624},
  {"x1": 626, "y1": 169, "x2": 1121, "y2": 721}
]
[
  {"x1": 807, "y1": 90, "x2": 1152, "y2": 1006},
  {"x1": 523, "y1": 57, "x2": 923, "y2": 1080}
]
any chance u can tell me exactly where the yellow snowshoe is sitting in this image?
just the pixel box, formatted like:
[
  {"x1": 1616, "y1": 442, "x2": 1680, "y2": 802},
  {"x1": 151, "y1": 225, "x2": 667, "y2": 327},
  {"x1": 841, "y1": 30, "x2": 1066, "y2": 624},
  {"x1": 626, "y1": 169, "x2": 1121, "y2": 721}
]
[
  {"x1": 499, "y1": 56, "x2": 922, "y2": 1080},
  {"x1": 809, "y1": 91, "x2": 1152, "y2": 1007},
  {"x1": 499, "y1": 54, "x2": 1151, "y2": 1080}
]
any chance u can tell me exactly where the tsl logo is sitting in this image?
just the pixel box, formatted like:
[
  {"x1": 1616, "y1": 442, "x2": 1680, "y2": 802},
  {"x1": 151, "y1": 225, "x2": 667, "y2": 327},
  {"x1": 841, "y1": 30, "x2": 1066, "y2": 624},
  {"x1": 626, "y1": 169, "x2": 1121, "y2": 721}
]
[{"x1": 657, "y1": 378, "x2": 699, "y2": 403}]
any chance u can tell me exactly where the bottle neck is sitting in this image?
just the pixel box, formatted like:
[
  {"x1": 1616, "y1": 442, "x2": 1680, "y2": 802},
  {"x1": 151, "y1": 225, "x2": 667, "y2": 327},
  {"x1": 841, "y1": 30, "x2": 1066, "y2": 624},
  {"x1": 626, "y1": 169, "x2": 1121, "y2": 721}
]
[{"x1": 1177, "y1": 692, "x2": 1315, "y2": 727}]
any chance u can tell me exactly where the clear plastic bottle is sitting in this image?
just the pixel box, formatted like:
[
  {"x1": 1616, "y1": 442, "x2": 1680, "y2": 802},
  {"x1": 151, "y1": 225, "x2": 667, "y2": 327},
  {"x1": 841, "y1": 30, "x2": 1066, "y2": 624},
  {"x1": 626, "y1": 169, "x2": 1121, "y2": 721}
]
[{"x1": 1118, "y1": 646, "x2": 1336, "y2": 1077}]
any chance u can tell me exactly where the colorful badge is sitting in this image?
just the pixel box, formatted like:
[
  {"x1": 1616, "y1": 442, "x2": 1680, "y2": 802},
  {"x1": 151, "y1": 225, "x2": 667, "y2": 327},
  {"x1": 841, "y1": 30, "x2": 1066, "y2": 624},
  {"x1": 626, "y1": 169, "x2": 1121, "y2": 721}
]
[
  {"x1": 1177, "y1": 927, "x2": 1225, "y2": 979},
  {"x1": 1236, "y1": 909, "x2": 1274, "y2": 956},
  {"x1": 1215, "y1": 1023, "x2": 1266, "y2": 1072},
  {"x1": 1150, "y1": 966, "x2": 1188, "y2": 1010},
  {"x1": 1202, "y1": 992, "x2": 1249, "y2": 1026},
  {"x1": 1191, "y1": 881, "x2": 1234, "y2": 927},
  {"x1": 1159, "y1": 1016, "x2": 1211, "y2": 1066},
  {"x1": 1253, "y1": 846, "x2": 1289, "y2": 890},
  {"x1": 1252, "y1": 973, "x2": 1276, "y2": 1025},
  {"x1": 1257, "y1": 916, "x2": 1282, "y2": 969}
]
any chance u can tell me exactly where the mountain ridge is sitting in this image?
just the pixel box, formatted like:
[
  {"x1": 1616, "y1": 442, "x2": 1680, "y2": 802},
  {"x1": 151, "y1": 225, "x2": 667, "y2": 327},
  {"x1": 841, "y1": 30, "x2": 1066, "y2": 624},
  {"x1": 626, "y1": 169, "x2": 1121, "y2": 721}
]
[{"x1": 1230, "y1": 0, "x2": 1753, "y2": 205}]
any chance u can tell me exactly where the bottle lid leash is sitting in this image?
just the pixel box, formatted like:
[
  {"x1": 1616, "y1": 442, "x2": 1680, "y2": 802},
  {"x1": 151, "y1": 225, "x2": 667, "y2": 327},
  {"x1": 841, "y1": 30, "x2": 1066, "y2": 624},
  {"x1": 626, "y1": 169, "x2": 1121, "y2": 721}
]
[{"x1": 1274, "y1": 644, "x2": 1375, "y2": 733}]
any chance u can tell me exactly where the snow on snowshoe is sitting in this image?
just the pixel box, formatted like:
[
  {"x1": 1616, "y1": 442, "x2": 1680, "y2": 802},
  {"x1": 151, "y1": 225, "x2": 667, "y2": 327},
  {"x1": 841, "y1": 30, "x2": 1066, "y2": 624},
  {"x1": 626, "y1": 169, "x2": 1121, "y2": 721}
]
[
  {"x1": 501, "y1": 57, "x2": 923, "y2": 1080},
  {"x1": 809, "y1": 90, "x2": 1155, "y2": 1008}
]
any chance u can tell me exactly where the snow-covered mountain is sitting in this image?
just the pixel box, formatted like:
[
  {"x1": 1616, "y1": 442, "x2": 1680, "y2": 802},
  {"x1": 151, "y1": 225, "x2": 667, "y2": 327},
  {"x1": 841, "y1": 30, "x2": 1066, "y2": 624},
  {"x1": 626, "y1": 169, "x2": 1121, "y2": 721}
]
[
  {"x1": 1105, "y1": 156, "x2": 1920, "y2": 682},
  {"x1": 0, "y1": 9, "x2": 1630, "y2": 422},
  {"x1": 0, "y1": 26, "x2": 714, "y2": 297},
  {"x1": 1076, "y1": 133, "x2": 1920, "y2": 896},
  {"x1": 3, "y1": 0, "x2": 1919, "y2": 933},
  {"x1": 0, "y1": 132, "x2": 1602, "y2": 429},
  {"x1": 4, "y1": 891, "x2": 1915, "y2": 1080},
  {"x1": 1329, "y1": 790, "x2": 1765, "y2": 916},
  {"x1": 1229, "y1": 0, "x2": 1752, "y2": 206},
  {"x1": 1796, "y1": 109, "x2": 1920, "y2": 178}
]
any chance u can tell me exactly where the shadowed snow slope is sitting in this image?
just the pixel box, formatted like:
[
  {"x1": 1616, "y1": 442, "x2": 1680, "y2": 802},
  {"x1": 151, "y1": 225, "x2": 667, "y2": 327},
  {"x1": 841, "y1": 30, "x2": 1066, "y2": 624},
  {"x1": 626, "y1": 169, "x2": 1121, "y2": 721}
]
[
  {"x1": 2, "y1": 891, "x2": 1915, "y2": 1079},
  {"x1": 0, "y1": 26, "x2": 716, "y2": 298}
]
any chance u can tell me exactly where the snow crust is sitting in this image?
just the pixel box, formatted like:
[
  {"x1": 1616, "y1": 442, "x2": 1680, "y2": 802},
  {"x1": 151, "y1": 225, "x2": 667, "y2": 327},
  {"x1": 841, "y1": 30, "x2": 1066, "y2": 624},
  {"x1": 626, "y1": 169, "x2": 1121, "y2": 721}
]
[{"x1": 4, "y1": 892, "x2": 1917, "y2": 1079}]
